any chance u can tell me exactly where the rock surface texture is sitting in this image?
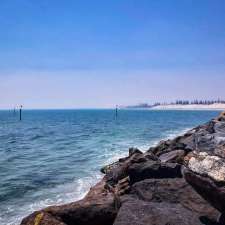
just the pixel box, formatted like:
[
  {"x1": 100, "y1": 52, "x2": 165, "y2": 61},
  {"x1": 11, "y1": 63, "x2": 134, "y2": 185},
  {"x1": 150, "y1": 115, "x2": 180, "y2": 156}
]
[{"x1": 21, "y1": 111, "x2": 225, "y2": 225}]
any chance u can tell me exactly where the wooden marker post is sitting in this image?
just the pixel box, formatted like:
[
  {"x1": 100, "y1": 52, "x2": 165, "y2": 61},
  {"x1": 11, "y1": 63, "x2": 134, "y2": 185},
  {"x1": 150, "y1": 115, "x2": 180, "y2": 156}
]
[
  {"x1": 115, "y1": 105, "x2": 118, "y2": 119},
  {"x1": 19, "y1": 105, "x2": 23, "y2": 121}
]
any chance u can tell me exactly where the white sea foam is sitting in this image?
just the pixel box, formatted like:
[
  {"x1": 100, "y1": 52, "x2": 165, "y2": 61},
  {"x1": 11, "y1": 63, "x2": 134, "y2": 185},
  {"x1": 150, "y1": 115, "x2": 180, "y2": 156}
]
[
  {"x1": 103, "y1": 151, "x2": 128, "y2": 165},
  {"x1": 2, "y1": 173, "x2": 103, "y2": 225}
]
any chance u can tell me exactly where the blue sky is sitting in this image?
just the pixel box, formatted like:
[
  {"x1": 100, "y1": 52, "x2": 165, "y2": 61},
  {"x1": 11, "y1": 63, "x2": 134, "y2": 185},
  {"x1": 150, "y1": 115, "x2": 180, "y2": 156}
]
[{"x1": 1, "y1": 0, "x2": 225, "y2": 108}]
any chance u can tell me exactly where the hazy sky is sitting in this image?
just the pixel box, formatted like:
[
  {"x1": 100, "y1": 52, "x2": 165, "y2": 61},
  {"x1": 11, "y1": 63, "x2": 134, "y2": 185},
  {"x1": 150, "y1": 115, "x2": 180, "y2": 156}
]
[{"x1": 1, "y1": 0, "x2": 225, "y2": 109}]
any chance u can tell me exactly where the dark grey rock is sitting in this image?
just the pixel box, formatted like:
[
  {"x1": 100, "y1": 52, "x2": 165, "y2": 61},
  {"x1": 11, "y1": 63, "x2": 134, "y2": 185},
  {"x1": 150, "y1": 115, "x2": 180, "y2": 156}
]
[
  {"x1": 159, "y1": 149, "x2": 185, "y2": 163},
  {"x1": 129, "y1": 178, "x2": 219, "y2": 219},
  {"x1": 128, "y1": 161, "x2": 182, "y2": 184},
  {"x1": 128, "y1": 147, "x2": 142, "y2": 156},
  {"x1": 183, "y1": 168, "x2": 225, "y2": 213}
]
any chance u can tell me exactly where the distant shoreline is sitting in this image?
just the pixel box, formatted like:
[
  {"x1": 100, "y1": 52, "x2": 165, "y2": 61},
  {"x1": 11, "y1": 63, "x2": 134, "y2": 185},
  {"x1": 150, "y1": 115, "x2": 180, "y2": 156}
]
[{"x1": 150, "y1": 103, "x2": 225, "y2": 110}]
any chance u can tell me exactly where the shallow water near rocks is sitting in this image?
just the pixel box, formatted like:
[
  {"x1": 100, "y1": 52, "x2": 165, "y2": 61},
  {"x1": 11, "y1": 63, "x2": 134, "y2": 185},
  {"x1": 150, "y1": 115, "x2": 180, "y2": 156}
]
[{"x1": 0, "y1": 109, "x2": 220, "y2": 225}]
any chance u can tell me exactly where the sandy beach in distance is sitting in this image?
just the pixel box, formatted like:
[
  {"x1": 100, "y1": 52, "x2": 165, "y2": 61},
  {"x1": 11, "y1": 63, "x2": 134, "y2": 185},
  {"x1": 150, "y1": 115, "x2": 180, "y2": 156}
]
[{"x1": 151, "y1": 103, "x2": 225, "y2": 110}]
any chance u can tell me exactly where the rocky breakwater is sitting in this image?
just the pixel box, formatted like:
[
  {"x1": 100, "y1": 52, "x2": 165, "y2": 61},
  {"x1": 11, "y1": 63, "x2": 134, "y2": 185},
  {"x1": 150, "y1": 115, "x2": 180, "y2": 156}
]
[{"x1": 21, "y1": 111, "x2": 225, "y2": 225}]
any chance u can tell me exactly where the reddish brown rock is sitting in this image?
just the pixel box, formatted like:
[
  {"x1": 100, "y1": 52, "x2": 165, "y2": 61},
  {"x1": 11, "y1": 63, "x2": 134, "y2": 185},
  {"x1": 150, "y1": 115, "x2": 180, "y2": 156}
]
[
  {"x1": 21, "y1": 179, "x2": 118, "y2": 225},
  {"x1": 127, "y1": 178, "x2": 219, "y2": 219},
  {"x1": 113, "y1": 200, "x2": 217, "y2": 225}
]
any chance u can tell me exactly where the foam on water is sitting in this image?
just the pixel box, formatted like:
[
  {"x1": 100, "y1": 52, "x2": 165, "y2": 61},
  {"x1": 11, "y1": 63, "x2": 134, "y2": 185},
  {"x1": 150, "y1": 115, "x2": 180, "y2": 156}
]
[{"x1": 1, "y1": 173, "x2": 103, "y2": 225}]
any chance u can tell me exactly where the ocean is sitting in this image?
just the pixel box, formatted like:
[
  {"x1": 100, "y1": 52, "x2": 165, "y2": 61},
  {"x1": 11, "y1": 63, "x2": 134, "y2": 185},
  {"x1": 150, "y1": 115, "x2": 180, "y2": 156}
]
[{"x1": 0, "y1": 109, "x2": 220, "y2": 225}]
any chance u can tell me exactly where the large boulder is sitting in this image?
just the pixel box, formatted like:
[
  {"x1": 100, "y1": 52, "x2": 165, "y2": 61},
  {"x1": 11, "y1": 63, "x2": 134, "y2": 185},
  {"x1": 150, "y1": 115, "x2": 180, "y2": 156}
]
[
  {"x1": 217, "y1": 111, "x2": 225, "y2": 122},
  {"x1": 128, "y1": 147, "x2": 142, "y2": 156},
  {"x1": 100, "y1": 149, "x2": 143, "y2": 175},
  {"x1": 128, "y1": 161, "x2": 182, "y2": 184},
  {"x1": 21, "y1": 212, "x2": 66, "y2": 225},
  {"x1": 113, "y1": 200, "x2": 217, "y2": 225},
  {"x1": 186, "y1": 151, "x2": 225, "y2": 183},
  {"x1": 103, "y1": 150, "x2": 159, "y2": 186},
  {"x1": 126, "y1": 178, "x2": 219, "y2": 219},
  {"x1": 183, "y1": 168, "x2": 225, "y2": 213}
]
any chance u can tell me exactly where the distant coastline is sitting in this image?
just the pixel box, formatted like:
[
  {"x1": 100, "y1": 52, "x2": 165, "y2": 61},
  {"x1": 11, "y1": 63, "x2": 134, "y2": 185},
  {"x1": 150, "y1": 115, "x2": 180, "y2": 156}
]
[
  {"x1": 123, "y1": 101, "x2": 225, "y2": 111},
  {"x1": 150, "y1": 103, "x2": 225, "y2": 110}
]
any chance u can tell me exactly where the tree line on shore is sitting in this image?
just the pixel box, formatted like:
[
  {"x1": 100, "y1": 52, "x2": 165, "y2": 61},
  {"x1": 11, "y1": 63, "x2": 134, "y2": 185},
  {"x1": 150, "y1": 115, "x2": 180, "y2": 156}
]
[
  {"x1": 126, "y1": 99, "x2": 225, "y2": 108},
  {"x1": 153, "y1": 99, "x2": 225, "y2": 106}
]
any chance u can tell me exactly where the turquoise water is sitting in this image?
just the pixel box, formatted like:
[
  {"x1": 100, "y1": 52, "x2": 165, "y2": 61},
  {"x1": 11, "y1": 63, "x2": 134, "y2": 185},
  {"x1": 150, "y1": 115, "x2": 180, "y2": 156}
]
[{"x1": 0, "y1": 109, "x2": 220, "y2": 224}]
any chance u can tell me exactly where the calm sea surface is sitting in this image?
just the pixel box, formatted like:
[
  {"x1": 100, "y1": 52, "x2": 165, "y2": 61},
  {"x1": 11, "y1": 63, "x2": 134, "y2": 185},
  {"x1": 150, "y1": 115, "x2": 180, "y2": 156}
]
[{"x1": 0, "y1": 109, "x2": 220, "y2": 224}]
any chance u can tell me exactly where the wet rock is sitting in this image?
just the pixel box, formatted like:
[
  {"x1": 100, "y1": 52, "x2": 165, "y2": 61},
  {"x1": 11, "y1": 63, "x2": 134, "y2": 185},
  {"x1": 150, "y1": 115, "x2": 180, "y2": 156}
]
[
  {"x1": 149, "y1": 139, "x2": 171, "y2": 155},
  {"x1": 101, "y1": 161, "x2": 120, "y2": 174},
  {"x1": 113, "y1": 200, "x2": 216, "y2": 225},
  {"x1": 105, "y1": 163, "x2": 128, "y2": 186},
  {"x1": 101, "y1": 149, "x2": 143, "y2": 175},
  {"x1": 46, "y1": 200, "x2": 117, "y2": 225},
  {"x1": 21, "y1": 212, "x2": 66, "y2": 225},
  {"x1": 128, "y1": 147, "x2": 142, "y2": 156}
]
